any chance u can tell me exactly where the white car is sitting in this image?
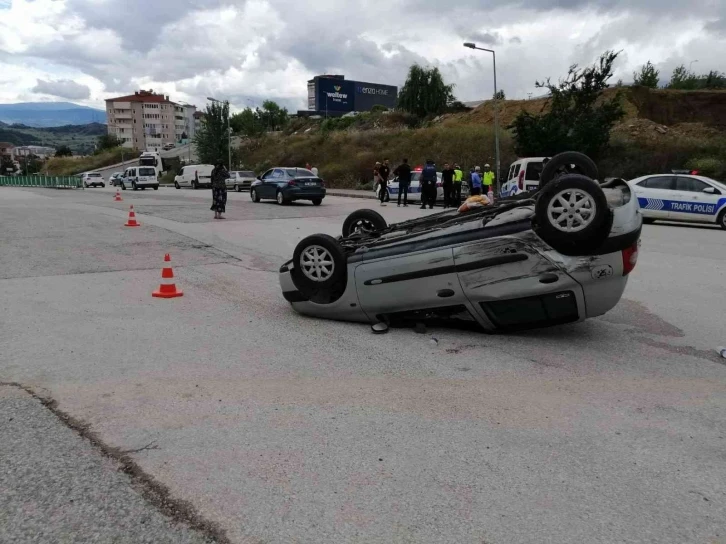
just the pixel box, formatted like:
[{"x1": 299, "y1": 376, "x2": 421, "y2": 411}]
[
  {"x1": 500, "y1": 157, "x2": 546, "y2": 197},
  {"x1": 174, "y1": 164, "x2": 214, "y2": 189},
  {"x1": 120, "y1": 166, "x2": 159, "y2": 191},
  {"x1": 628, "y1": 173, "x2": 726, "y2": 230},
  {"x1": 81, "y1": 172, "x2": 105, "y2": 188},
  {"x1": 226, "y1": 170, "x2": 257, "y2": 192}
]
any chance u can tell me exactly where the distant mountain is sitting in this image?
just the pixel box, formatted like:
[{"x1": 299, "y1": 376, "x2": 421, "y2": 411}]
[{"x1": 0, "y1": 102, "x2": 106, "y2": 127}]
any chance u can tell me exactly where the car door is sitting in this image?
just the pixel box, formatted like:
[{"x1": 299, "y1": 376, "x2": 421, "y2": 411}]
[
  {"x1": 266, "y1": 169, "x2": 285, "y2": 196},
  {"x1": 671, "y1": 176, "x2": 722, "y2": 223},
  {"x1": 453, "y1": 238, "x2": 585, "y2": 331},
  {"x1": 634, "y1": 175, "x2": 675, "y2": 220},
  {"x1": 257, "y1": 169, "x2": 275, "y2": 197},
  {"x1": 354, "y1": 247, "x2": 476, "y2": 323}
]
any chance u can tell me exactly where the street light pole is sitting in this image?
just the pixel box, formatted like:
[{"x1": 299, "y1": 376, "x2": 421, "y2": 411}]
[
  {"x1": 689, "y1": 59, "x2": 699, "y2": 72},
  {"x1": 464, "y1": 42, "x2": 501, "y2": 196},
  {"x1": 207, "y1": 96, "x2": 231, "y2": 171}
]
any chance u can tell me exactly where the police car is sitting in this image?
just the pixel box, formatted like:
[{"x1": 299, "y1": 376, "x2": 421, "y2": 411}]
[
  {"x1": 375, "y1": 167, "x2": 469, "y2": 203},
  {"x1": 628, "y1": 171, "x2": 726, "y2": 230}
]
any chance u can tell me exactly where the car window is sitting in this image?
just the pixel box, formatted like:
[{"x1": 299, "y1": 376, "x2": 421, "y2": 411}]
[
  {"x1": 88, "y1": 173, "x2": 101, "y2": 177},
  {"x1": 676, "y1": 177, "x2": 710, "y2": 192},
  {"x1": 525, "y1": 161, "x2": 544, "y2": 181},
  {"x1": 513, "y1": 164, "x2": 521, "y2": 179},
  {"x1": 507, "y1": 165, "x2": 515, "y2": 181},
  {"x1": 639, "y1": 176, "x2": 675, "y2": 190},
  {"x1": 240, "y1": 171, "x2": 255, "y2": 177},
  {"x1": 260, "y1": 170, "x2": 274, "y2": 179},
  {"x1": 139, "y1": 168, "x2": 156, "y2": 176},
  {"x1": 285, "y1": 168, "x2": 314, "y2": 177},
  {"x1": 272, "y1": 169, "x2": 284, "y2": 178}
]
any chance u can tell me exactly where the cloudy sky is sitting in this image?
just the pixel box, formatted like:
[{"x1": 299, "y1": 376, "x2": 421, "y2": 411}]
[{"x1": 0, "y1": 0, "x2": 724, "y2": 112}]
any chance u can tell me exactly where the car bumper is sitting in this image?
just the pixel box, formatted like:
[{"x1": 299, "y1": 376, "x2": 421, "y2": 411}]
[{"x1": 283, "y1": 188, "x2": 326, "y2": 200}]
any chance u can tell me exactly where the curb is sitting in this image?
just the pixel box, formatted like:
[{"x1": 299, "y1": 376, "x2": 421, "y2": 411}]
[{"x1": 326, "y1": 190, "x2": 376, "y2": 200}]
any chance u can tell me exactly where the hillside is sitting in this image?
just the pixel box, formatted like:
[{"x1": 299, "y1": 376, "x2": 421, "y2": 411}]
[
  {"x1": 0, "y1": 102, "x2": 106, "y2": 127},
  {"x1": 0, "y1": 122, "x2": 107, "y2": 155},
  {"x1": 238, "y1": 87, "x2": 726, "y2": 187}
]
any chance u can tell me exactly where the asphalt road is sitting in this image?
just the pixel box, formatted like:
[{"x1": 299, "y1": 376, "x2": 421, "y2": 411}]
[{"x1": 1, "y1": 185, "x2": 725, "y2": 544}]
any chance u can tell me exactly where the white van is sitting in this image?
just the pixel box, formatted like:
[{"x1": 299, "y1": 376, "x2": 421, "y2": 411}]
[
  {"x1": 500, "y1": 157, "x2": 547, "y2": 197},
  {"x1": 174, "y1": 164, "x2": 214, "y2": 189},
  {"x1": 121, "y1": 166, "x2": 159, "y2": 191}
]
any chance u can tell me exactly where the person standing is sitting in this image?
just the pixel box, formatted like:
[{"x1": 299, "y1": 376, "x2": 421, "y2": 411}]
[
  {"x1": 441, "y1": 162, "x2": 455, "y2": 208},
  {"x1": 311, "y1": 165, "x2": 319, "y2": 177},
  {"x1": 471, "y1": 166, "x2": 483, "y2": 196},
  {"x1": 394, "y1": 158, "x2": 412, "y2": 207},
  {"x1": 483, "y1": 163, "x2": 495, "y2": 200},
  {"x1": 378, "y1": 158, "x2": 391, "y2": 206},
  {"x1": 373, "y1": 161, "x2": 385, "y2": 206},
  {"x1": 210, "y1": 159, "x2": 229, "y2": 220},
  {"x1": 453, "y1": 163, "x2": 464, "y2": 206},
  {"x1": 420, "y1": 159, "x2": 437, "y2": 209}
]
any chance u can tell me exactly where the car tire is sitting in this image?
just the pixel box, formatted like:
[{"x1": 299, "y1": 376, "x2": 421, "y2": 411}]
[
  {"x1": 250, "y1": 189, "x2": 261, "y2": 202},
  {"x1": 718, "y1": 209, "x2": 726, "y2": 231},
  {"x1": 342, "y1": 209, "x2": 388, "y2": 237},
  {"x1": 84, "y1": 182, "x2": 88, "y2": 188},
  {"x1": 642, "y1": 217, "x2": 656, "y2": 225},
  {"x1": 101, "y1": 184, "x2": 105, "y2": 188},
  {"x1": 312, "y1": 198, "x2": 322, "y2": 206},
  {"x1": 175, "y1": 181, "x2": 180, "y2": 189},
  {"x1": 539, "y1": 152, "x2": 599, "y2": 190},
  {"x1": 292, "y1": 234, "x2": 347, "y2": 293},
  {"x1": 533, "y1": 174, "x2": 612, "y2": 256},
  {"x1": 276, "y1": 191, "x2": 287, "y2": 205},
  {"x1": 153, "y1": 185, "x2": 159, "y2": 190},
  {"x1": 235, "y1": 184, "x2": 241, "y2": 192}
]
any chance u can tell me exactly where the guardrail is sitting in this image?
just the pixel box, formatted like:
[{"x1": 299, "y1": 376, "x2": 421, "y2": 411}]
[{"x1": 0, "y1": 176, "x2": 83, "y2": 188}]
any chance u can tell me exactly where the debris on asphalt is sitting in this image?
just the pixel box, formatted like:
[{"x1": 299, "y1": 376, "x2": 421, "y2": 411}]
[
  {"x1": 371, "y1": 322, "x2": 389, "y2": 335},
  {"x1": 718, "y1": 347, "x2": 726, "y2": 358},
  {"x1": 414, "y1": 322, "x2": 427, "y2": 334},
  {"x1": 429, "y1": 337, "x2": 439, "y2": 346}
]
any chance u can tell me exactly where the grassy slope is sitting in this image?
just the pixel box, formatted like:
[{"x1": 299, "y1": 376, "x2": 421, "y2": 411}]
[
  {"x1": 44, "y1": 148, "x2": 140, "y2": 176},
  {"x1": 240, "y1": 87, "x2": 726, "y2": 187},
  {"x1": 0, "y1": 122, "x2": 106, "y2": 155}
]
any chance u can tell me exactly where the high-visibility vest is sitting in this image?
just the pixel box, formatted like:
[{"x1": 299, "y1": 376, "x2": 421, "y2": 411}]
[
  {"x1": 483, "y1": 171, "x2": 495, "y2": 186},
  {"x1": 453, "y1": 169, "x2": 463, "y2": 183}
]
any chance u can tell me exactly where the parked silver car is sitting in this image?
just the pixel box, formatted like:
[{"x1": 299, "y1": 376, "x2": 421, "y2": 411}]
[
  {"x1": 226, "y1": 170, "x2": 257, "y2": 192},
  {"x1": 279, "y1": 152, "x2": 642, "y2": 332}
]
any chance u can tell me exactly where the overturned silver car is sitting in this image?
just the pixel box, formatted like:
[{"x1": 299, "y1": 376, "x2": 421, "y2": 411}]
[{"x1": 279, "y1": 152, "x2": 642, "y2": 332}]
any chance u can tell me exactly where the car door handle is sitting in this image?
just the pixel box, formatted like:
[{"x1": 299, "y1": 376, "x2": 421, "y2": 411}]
[
  {"x1": 539, "y1": 273, "x2": 559, "y2": 284},
  {"x1": 437, "y1": 289, "x2": 456, "y2": 298}
]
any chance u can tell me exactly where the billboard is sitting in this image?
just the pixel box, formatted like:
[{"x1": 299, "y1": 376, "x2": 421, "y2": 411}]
[
  {"x1": 354, "y1": 82, "x2": 398, "y2": 111},
  {"x1": 317, "y1": 79, "x2": 355, "y2": 112}
]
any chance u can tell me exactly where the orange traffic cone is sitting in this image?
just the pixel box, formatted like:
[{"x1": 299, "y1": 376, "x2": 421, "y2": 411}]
[
  {"x1": 124, "y1": 205, "x2": 140, "y2": 227},
  {"x1": 114, "y1": 189, "x2": 123, "y2": 201},
  {"x1": 152, "y1": 254, "x2": 184, "y2": 299}
]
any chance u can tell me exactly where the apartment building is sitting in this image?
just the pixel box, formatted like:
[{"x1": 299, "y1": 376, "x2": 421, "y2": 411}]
[{"x1": 105, "y1": 90, "x2": 197, "y2": 151}]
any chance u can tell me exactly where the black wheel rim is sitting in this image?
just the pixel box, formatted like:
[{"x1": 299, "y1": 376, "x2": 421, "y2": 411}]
[{"x1": 352, "y1": 219, "x2": 376, "y2": 234}]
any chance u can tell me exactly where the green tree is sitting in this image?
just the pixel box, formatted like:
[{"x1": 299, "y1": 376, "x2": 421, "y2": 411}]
[
  {"x1": 258, "y1": 100, "x2": 290, "y2": 131},
  {"x1": 703, "y1": 70, "x2": 726, "y2": 89},
  {"x1": 397, "y1": 65, "x2": 455, "y2": 118},
  {"x1": 1, "y1": 155, "x2": 17, "y2": 174},
  {"x1": 633, "y1": 61, "x2": 660, "y2": 88},
  {"x1": 96, "y1": 134, "x2": 122, "y2": 152},
  {"x1": 509, "y1": 50, "x2": 625, "y2": 159},
  {"x1": 21, "y1": 154, "x2": 41, "y2": 175},
  {"x1": 667, "y1": 65, "x2": 699, "y2": 89},
  {"x1": 194, "y1": 100, "x2": 230, "y2": 165},
  {"x1": 55, "y1": 145, "x2": 73, "y2": 157},
  {"x1": 493, "y1": 90, "x2": 506, "y2": 100},
  {"x1": 230, "y1": 108, "x2": 262, "y2": 137}
]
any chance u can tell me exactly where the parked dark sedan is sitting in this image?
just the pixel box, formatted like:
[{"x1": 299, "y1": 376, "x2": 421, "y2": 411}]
[{"x1": 251, "y1": 168, "x2": 326, "y2": 205}]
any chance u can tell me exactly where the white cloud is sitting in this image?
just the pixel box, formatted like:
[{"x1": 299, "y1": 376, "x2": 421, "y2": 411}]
[
  {"x1": 32, "y1": 79, "x2": 90, "y2": 100},
  {"x1": 0, "y1": 0, "x2": 724, "y2": 114}
]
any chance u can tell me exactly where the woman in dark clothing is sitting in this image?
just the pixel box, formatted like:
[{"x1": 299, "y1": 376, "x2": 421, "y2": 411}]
[{"x1": 210, "y1": 160, "x2": 229, "y2": 219}]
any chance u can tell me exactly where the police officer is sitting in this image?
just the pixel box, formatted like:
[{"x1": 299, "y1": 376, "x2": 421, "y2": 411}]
[
  {"x1": 453, "y1": 163, "x2": 464, "y2": 206},
  {"x1": 483, "y1": 163, "x2": 495, "y2": 199},
  {"x1": 420, "y1": 159, "x2": 437, "y2": 210}
]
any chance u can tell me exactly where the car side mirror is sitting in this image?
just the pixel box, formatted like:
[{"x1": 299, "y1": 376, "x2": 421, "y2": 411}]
[{"x1": 703, "y1": 187, "x2": 720, "y2": 195}]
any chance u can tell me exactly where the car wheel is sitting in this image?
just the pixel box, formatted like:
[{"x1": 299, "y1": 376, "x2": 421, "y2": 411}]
[
  {"x1": 342, "y1": 209, "x2": 388, "y2": 237},
  {"x1": 533, "y1": 174, "x2": 611, "y2": 256},
  {"x1": 234, "y1": 184, "x2": 241, "y2": 192},
  {"x1": 539, "y1": 152, "x2": 598, "y2": 190},
  {"x1": 312, "y1": 198, "x2": 322, "y2": 206},
  {"x1": 100, "y1": 184, "x2": 105, "y2": 188},
  {"x1": 718, "y1": 210, "x2": 726, "y2": 231},
  {"x1": 276, "y1": 191, "x2": 287, "y2": 205},
  {"x1": 642, "y1": 217, "x2": 656, "y2": 225},
  {"x1": 153, "y1": 186, "x2": 159, "y2": 190},
  {"x1": 292, "y1": 234, "x2": 347, "y2": 292},
  {"x1": 175, "y1": 181, "x2": 180, "y2": 189},
  {"x1": 84, "y1": 182, "x2": 88, "y2": 188},
  {"x1": 251, "y1": 188, "x2": 261, "y2": 202}
]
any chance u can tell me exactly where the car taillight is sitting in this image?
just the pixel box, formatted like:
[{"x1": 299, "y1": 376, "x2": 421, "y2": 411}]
[
  {"x1": 621, "y1": 242, "x2": 639, "y2": 276},
  {"x1": 320, "y1": 179, "x2": 325, "y2": 187},
  {"x1": 518, "y1": 170, "x2": 525, "y2": 190},
  {"x1": 288, "y1": 180, "x2": 297, "y2": 186}
]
